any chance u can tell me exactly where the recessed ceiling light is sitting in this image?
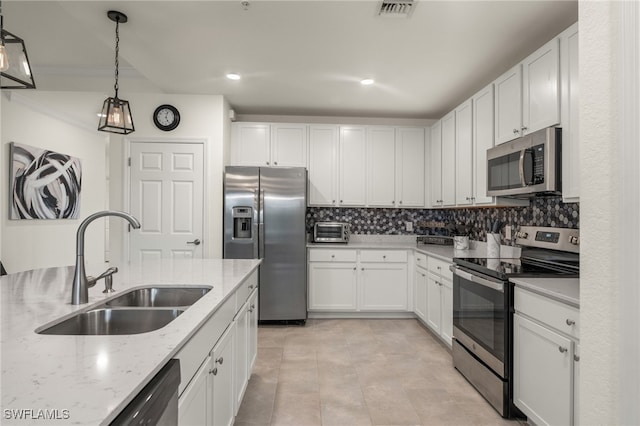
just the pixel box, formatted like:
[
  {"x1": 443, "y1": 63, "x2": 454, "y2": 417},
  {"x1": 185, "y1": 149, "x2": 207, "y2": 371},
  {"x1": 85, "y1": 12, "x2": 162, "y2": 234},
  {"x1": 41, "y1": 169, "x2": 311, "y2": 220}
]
[
  {"x1": 226, "y1": 73, "x2": 241, "y2": 80},
  {"x1": 360, "y1": 78, "x2": 375, "y2": 86}
]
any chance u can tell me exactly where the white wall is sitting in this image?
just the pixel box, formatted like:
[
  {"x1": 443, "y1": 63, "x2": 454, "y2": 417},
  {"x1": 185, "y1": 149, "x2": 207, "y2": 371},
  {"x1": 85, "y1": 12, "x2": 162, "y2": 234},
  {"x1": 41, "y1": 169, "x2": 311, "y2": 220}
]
[
  {"x1": 108, "y1": 93, "x2": 229, "y2": 262},
  {"x1": 0, "y1": 91, "x2": 109, "y2": 273}
]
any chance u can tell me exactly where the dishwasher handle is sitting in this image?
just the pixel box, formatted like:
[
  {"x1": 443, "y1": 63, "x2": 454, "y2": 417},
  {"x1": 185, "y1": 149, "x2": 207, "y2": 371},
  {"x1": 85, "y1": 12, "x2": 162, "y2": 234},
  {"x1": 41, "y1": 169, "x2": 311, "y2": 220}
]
[{"x1": 450, "y1": 265, "x2": 505, "y2": 293}]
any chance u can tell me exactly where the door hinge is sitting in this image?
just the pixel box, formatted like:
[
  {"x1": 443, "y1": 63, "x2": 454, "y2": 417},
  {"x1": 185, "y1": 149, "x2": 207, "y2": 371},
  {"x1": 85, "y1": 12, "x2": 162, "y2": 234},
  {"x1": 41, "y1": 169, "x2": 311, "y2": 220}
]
[{"x1": 128, "y1": 157, "x2": 131, "y2": 167}]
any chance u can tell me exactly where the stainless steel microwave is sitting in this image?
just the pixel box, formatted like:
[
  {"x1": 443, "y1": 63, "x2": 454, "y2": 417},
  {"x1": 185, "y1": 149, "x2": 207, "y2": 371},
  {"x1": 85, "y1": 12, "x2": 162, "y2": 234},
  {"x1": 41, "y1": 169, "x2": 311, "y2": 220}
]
[
  {"x1": 313, "y1": 222, "x2": 350, "y2": 243},
  {"x1": 486, "y1": 127, "x2": 562, "y2": 198}
]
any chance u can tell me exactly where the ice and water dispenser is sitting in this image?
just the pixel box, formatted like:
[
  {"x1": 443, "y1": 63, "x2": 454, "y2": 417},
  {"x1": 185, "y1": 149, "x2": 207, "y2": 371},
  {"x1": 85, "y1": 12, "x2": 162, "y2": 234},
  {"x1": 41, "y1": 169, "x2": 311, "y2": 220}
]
[{"x1": 232, "y1": 207, "x2": 252, "y2": 239}]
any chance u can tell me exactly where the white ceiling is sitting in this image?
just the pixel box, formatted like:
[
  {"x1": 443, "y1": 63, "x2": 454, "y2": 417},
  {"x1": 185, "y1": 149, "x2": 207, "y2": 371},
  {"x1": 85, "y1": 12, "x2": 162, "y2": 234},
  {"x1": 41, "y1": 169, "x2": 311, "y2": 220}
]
[{"x1": 3, "y1": 1, "x2": 578, "y2": 119}]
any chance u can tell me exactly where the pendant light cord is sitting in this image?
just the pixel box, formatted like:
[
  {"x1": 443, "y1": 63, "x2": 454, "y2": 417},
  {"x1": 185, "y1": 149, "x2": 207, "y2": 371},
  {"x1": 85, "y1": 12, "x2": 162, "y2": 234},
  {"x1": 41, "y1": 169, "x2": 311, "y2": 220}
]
[{"x1": 114, "y1": 16, "x2": 120, "y2": 99}]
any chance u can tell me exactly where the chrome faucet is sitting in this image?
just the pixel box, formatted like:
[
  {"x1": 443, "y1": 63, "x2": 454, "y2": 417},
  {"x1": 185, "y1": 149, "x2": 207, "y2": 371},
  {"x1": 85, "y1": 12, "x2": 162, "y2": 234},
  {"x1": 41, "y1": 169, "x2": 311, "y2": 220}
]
[{"x1": 71, "y1": 210, "x2": 141, "y2": 305}]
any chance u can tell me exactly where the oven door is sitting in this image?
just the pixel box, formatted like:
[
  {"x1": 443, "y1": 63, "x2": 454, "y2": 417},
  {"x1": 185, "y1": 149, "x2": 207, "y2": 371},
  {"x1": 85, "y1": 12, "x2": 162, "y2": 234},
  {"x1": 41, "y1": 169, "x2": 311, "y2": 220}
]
[{"x1": 451, "y1": 265, "x2": 509, "y2": 378}]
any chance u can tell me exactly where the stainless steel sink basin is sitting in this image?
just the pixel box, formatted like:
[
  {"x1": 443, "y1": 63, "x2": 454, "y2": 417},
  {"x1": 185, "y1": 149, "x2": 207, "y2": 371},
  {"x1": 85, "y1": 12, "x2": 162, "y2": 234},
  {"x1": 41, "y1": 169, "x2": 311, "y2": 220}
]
[
  {"x1": 37, "y1": 308, "x2": 184, "y2": 335},
  {"x1": 103, "y1": 286, "x2": 212, "y2": 308}
]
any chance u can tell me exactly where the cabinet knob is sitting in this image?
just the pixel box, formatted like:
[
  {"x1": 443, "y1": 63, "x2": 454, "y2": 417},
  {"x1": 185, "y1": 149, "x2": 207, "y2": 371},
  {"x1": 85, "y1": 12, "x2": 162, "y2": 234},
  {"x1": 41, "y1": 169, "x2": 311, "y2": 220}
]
[
  {"x1": 558, "y1": 346, "x2": 568, "y2": 353},
  {"x1": 274, "y1": 161, "x2": 278, "y2": 165},
  {"x1": 521, "y1": 126, "x2": 528, "y2": 132},
  {"x1": 399, "y1": 201, "x2": 402, "y2": 204},
  {"x1": 383, "y1": 255, "x2": 386, "y2": 259},
  {"x1": 513, "y1": 129, "x2": 519, "y2": 134},
  {"x1": 566, "y1": 319, "x2": 576, "y2": 326},
  {"x1": 216, "y1": 357, "x2": 224, "y2": 365},
  {"x1": 392, "y1": 201, "x2": 395, "y2": 204},
  {"x1": 421, "y1": 273, "x2": 426, "y2": 277},
  {"x1": 212, "y1": 367, "x2": 218, "y2": 376},
  {"x1": 331, "y1": 254, "x2": 335, "y2": 258},
  {"x1": 266, "y1": 161, "x2": 270, "y2": 165},
  {"x1": 248, "y1": 307, "x2": 254, "y2": 313},
  {"x1": 251, "y1": 304, "x2": 255, "y2": 309},
  {"x1": 332, "y1": 200, "x2": 336, "y2": 204},
  {"x1": 340, "y1": 200, "x2": 343, "y2": 203},
  {"x1": 249, "y1": 284, "x2": 254, "y2": 289},
  {"x1": 465, "y1": 197, "x2": 470, "y2": 201},
  {"x1": 361, "y1": 268, "x2": 364, "y2": 271},
  {"x1": 353, "y1": 267, "x2": 356, "y2": 271},
  {"x1": 574, "y1": 354, "x2": 580, "y2": 362}
]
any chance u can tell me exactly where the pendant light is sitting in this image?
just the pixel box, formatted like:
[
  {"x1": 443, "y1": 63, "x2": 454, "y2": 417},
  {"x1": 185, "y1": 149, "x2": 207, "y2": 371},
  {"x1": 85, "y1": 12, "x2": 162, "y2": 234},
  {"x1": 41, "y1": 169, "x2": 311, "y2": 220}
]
[
  {"x1": 0, "y1": 1, "x2": 36, "y2": 89},
  {"x1": 98, "y1": 11, "x2": 134, "y2": 135}
]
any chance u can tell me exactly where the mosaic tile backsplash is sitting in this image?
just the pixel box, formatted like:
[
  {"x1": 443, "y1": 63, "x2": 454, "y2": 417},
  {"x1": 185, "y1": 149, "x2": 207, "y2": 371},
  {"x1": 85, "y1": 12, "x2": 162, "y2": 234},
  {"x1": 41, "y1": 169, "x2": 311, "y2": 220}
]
[{"x1": 306, "y1": 197, "x2": 579, "y2": 242}]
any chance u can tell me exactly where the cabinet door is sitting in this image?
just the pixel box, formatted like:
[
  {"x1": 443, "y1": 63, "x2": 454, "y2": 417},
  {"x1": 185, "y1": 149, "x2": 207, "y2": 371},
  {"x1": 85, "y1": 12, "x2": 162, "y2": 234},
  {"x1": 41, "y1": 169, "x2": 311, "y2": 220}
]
[
  {"x1": 234, "y1": 301, "x2": 249, "y2": 415},
  {"x1": 430, "y1": 121, "x2": 443, "y2": 207},
  {"x1": 271, "y1": 124, "x2": 308, "y2": 167},
  {"x1": 414, "y1": 268, "x2": 428, "y2": 321},
  {"x1": 455, "y1": 100, "x2": 473, "y2": 206},
  {"x1": 472, "y1": 84, "x2": 495, "y2": 205},
  {"x1": 396, "y1": 127, "x2": 426, "y2": 207},
  {"x1": 367, "y1": 127, "x2": 396, "y2": 207},
  {"x1": 308, "y1": 125, "x2": 338, "y2": 206},
  {"x1": 426, "y1": 272, "x2": 442, "y2": 334},
  {"x1": 178, "y1": 357, "x2": 210, "y2": 426},
  {"x1": 231, "y1": 123, "x2": 271, "y2": 166},
  {"x1": 574, "y1": 342, "x2": 580, "y2": 426},
  {"x1": 248, "y1": 289, "x2": 258, "y2": 372},
  {"x1": 494, "y1": 65, "x2": 523, "y2": 144},
  {"x1": 308, "y1": 262, "x2": 358, "y2": 311},
  {"x1": 440, "y1": 278, "x2": 453, "y2": 347},
  {"x1": 359, "y1": 263, "x2": 408, "y2": 311},
  {"x1": 441, "y1": 111, "x2": 456, "y2": 206},
  {"x1": 339, "y1": 126, "x2": 367, "y2": 206},
  {"x1": 513, "y1": 314, "x2": 572, "y2": 426},
  {"x1": 522, "y1": 38, "x2": 560, "y2": 135},
  {"x1": 560, "y1": 23, "x2": 579, "y2": 202},
  {"x1": 211, "y1": 324, "x2": 235, "y2": 426}
]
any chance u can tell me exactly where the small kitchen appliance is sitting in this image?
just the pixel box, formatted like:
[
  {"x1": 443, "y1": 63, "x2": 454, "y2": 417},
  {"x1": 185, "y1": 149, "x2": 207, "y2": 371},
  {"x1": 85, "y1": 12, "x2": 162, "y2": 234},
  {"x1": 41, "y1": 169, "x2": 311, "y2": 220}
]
[
  {"x1": 313, "y1": 222, "x2": 350, "y2": 243},
  {"x1": 450, "y1": 225, "x2": 579, "y2": 418}
]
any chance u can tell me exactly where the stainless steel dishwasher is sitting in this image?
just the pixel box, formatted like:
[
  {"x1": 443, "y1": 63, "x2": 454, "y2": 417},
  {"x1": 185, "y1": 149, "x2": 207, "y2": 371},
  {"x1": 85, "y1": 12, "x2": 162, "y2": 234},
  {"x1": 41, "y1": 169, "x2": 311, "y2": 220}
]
[{"x1": 110, "y1": 359, "x2": 181, "y2": 425}]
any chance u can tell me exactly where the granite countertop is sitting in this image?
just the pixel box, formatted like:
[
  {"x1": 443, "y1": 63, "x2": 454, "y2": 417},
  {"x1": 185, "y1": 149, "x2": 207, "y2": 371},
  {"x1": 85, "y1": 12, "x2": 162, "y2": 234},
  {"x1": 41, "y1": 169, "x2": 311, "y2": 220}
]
[
  {"x1": 0, "y1": 258, "x2": 261, "y2": 425},
  {"x1": 510, "y1": 277, "x2": 580, "y2": 308}
]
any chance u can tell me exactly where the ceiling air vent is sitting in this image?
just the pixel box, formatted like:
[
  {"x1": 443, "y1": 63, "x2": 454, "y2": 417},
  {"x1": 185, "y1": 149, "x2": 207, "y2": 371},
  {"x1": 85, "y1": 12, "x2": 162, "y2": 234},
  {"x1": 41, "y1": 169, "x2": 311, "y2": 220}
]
[{"x1": 378, "y1": 0, "x2": 415, "y2": 18}]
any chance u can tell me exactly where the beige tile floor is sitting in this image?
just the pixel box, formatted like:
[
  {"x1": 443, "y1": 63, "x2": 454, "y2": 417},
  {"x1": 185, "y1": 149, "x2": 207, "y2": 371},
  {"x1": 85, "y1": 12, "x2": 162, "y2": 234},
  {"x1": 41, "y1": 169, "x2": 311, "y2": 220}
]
[{"x1": 235, "y1": 319, "x2": 524, "y2": 426}]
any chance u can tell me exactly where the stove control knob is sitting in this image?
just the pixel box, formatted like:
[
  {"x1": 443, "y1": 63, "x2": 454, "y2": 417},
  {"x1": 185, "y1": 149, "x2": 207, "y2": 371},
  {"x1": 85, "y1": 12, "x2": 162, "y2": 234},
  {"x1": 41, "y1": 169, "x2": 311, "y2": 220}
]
[
  {"x1": 516, "y1": 231, "x2": 528, "y2": 239},
  {"x1": 569, "y1": 236, "x2": 580, "y2": 246}
]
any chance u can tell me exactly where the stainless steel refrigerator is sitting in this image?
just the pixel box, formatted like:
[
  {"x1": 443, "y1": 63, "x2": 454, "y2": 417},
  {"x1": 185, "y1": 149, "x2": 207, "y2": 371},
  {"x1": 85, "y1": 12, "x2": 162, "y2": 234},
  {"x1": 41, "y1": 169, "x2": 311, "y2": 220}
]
[{"x1": 223, "y1": 166, "x2": 307, "y2": 323}]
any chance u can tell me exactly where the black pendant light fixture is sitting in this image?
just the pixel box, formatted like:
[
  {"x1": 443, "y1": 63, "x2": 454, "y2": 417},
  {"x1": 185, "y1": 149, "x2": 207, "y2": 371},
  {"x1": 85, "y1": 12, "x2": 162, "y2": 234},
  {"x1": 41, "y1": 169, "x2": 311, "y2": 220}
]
[
  {"x1": 98, "y1": 10, "x2": 134, "y2": 135},
  {"x1": 0, "y1": 1, "x2": 36, "y2": 89}
]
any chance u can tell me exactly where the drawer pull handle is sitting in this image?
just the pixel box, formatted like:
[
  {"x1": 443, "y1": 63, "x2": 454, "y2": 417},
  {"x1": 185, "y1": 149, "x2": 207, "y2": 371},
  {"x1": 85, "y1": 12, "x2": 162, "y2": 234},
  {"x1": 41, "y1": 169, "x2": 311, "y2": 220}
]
[
  {"x1": 558, "y1": 346, "x2": 568, "y2": 353},
  {"x1": 566, "y1": 319, "x2": 575, "y2": 326},
  {"x1": 383, "y1": 255, "x2": 386, "y2": 259},
  {"x1": 574, "y1": 354, "x2": 580, "y2": 362}
]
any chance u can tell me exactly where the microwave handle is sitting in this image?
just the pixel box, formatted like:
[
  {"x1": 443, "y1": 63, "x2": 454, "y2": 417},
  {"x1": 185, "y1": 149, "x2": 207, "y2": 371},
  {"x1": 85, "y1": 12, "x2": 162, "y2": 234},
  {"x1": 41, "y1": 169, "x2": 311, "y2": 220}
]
[{"x1": 518, "y1": 148, "x2": 527, "y2": 187}]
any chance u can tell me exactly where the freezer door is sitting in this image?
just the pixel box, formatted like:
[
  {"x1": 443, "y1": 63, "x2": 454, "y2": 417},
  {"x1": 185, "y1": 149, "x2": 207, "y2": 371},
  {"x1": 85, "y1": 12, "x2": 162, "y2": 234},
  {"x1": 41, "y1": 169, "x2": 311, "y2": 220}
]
[
  {"x1": 259, "y1": 167, "x2": 308, "y2": 321},
  {"x1": 223, "y1": 167, "x2": 259, "y2": 259}
]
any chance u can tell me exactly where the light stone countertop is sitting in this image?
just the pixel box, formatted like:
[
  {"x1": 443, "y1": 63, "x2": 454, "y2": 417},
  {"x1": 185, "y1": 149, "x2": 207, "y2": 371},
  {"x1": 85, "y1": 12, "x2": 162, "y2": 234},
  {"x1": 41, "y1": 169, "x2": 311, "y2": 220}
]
[
  {"x1": 0, "y1": 258, "x2": 261, "y2": 425},
  {"x1": 510, "y1": 277, "x2": 580, "y2": 308}
]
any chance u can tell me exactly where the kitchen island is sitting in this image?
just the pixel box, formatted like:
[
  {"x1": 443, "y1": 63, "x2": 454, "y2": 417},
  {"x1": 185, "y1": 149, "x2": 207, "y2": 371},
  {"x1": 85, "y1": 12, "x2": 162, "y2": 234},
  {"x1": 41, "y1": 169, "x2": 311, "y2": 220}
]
[{"x1": 0, "y1": 258, "x2": 261, "y2": 425}]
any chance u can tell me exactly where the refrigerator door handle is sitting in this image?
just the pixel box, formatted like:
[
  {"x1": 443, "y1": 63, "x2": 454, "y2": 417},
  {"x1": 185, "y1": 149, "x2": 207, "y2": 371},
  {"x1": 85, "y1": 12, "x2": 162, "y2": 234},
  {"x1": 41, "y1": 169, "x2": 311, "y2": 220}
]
[{"x1": 258, "y1": 189, "x2": 265, "y2": 259}]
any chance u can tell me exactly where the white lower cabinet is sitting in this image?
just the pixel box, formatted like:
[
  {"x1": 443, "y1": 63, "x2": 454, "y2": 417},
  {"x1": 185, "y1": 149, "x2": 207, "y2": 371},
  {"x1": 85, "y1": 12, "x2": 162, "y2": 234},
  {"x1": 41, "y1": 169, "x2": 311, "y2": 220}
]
[
  {"x1": 177, "y1": 271, "x2": 258, "y2": 426},
  {"x1": 308, "y1": 248, "x2": 409, "y2": 313},
  {"x1": 513, "y1": 287, "x2": 580, "y2": 426},
  {"x1": 414, "y1": 262, "x2": 428, "y2": 321},
  {"x1": 420, "y1": 256, "x2": 453, "y2": 347}
]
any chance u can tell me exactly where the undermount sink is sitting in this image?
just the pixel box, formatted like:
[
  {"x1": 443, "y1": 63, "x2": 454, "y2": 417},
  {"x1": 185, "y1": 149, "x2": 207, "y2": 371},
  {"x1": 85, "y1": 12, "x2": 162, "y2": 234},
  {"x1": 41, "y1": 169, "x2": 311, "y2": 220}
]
[
  {"x1": 102, "y1": 286, "x2": 212, "y2": 308},
  {"x1": 37, "y1": 285, "x2": 212, "y2": 335},
  {"x1": 37, "y1": 308, "x2": 184, "y2": 335}
]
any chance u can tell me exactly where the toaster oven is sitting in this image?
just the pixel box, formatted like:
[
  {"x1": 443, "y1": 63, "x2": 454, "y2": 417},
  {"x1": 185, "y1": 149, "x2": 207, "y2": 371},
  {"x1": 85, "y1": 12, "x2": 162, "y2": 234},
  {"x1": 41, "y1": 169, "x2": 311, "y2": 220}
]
[{"x1": 313, "y1": 222, "x2": 350, "y2": 243}]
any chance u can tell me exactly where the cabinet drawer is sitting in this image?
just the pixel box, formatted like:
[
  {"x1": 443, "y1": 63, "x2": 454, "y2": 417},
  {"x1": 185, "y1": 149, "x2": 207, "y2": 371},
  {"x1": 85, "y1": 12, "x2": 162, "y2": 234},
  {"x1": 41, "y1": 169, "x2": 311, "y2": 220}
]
[
  {"x1": 415, "y1": 252, "x2": 428, "y2": 269},
  {"x1": 309, "y1": 249, "x2": 357, "y2": 262},
  {"x1": 515, "y1": 287, "x2": 579, "y2": 340},
  {"x1": 236, "y1": 270, "x2": 258, "y2": 309},
  {"x1": 359, "y1": 250, "x2": 407, "y2": 263},
  {"x1": 428, "y1": 257, "x2": 453, "y2": 280}
]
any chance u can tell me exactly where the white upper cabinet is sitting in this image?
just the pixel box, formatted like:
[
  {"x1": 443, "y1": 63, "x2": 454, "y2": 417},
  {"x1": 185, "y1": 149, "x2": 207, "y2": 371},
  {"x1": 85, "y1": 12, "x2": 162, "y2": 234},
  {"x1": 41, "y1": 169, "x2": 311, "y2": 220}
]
[
  {"x1": 231, "y1": 122, "x2": 307, "y2": 167},
  {"x1": 455, "y1": 100, "x2": 473, "y2": 206},
  {"x1": 522, "y1": 38, "x2": 560, "y2": 135},
  {"x1": 472, "y1": 84, "x2": 495, "y2": 205},
  {"x1": 339, "y1": 126, "x2": 367, "y2": 206},
  {"x1": 367, "y1": 127, "x2": 396, "y2": 207},
  {"x1": 231, "y1": 123, "x2": 271, "y2": 166},
  {"x1": 560, "y1": 22, "x2": 579, "y2": 202},
  {"x1": 441, "y1": 111, "x2": 456, "y2": 206},
  {"x1": 494, "y1": 64, "x2": 523, "y2": 145},
  {"x1": 430, "y1": 121, "x2": 443, "y2": 207},
  {"x1": 271, "y1": 124, "x2": 308, "y2": 167},
  {"x1": 396, "y1": 127, "x2": 426, "y2": 208},
  {"x1": 308, "y1": 125, "x2": 338, "y2": 206}
]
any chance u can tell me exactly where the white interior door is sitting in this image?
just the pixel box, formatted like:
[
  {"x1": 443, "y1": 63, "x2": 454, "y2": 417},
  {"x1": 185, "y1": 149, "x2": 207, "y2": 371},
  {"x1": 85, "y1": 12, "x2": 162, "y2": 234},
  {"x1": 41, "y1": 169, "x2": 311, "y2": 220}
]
[{"x1": 129, "y1": 141, "x2": 204, "y2": 262}]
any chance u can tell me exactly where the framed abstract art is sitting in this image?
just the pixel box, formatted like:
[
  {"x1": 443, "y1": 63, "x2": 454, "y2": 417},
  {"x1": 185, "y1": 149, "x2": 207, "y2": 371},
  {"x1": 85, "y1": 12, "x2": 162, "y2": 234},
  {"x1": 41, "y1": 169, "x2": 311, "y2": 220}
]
[{"x1": 9, "y1": 142, "x2": 82, "y2": 220}]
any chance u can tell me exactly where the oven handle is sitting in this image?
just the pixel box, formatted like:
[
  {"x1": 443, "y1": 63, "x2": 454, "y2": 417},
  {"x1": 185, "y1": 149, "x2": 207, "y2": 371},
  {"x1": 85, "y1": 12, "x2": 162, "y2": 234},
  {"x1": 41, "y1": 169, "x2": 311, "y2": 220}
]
[{"x1": 450, "y1": 265, "x2": 504, "y2": 293}]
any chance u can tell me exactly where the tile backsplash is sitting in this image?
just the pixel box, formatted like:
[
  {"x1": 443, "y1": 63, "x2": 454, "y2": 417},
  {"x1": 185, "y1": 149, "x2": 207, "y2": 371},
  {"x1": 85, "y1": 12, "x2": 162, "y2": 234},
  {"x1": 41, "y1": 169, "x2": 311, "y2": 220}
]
[{"x1": 306, "y1": 197, "x2": 579, "y2": 242}]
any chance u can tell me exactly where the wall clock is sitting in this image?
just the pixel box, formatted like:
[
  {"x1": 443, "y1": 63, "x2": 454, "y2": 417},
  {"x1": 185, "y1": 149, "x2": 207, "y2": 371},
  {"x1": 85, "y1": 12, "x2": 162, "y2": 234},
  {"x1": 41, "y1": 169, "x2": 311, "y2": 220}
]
[{"x1": 153, "y1": 104, "x2": 180, "y2": 131}]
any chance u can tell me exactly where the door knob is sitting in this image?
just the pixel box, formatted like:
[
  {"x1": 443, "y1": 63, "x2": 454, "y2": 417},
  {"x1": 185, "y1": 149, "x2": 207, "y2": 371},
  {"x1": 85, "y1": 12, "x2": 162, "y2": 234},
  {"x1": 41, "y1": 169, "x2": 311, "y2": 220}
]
[{"x1": 187, "y1": 239, "x2": 201, "y2": 246}]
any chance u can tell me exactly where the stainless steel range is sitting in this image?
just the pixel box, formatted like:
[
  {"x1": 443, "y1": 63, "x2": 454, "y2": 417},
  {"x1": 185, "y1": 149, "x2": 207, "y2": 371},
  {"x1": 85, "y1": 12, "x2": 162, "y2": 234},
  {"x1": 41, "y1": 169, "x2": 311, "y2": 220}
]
[{"x1": 450, "y1": 226, "x2": 579, "y2": 418}]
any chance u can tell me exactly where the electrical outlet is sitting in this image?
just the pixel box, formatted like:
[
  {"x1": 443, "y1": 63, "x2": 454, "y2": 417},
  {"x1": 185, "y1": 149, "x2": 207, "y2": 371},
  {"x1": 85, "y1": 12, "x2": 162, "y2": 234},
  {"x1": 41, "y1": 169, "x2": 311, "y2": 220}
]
[
  {"x1": 505, "y1": 225, "x2": 512, "y2": 240},
  {"x1": 405, "y1": 221, "x2": 413, "y2": 232}
]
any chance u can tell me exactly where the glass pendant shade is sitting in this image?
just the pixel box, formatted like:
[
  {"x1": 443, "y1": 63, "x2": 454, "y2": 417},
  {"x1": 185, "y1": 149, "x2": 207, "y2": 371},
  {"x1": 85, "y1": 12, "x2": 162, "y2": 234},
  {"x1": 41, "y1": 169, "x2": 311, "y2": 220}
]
[
  {"x1": 0, "y1": 29, "x2": 36, "y2": 89},
  {"x1": 98, "y1": 96, "x2": 134, "y2": 134}
]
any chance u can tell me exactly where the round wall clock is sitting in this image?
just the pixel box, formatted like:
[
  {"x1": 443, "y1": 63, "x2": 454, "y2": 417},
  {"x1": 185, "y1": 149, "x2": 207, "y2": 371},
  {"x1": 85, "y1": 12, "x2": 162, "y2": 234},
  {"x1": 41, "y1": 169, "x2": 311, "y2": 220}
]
[{"x1": 153, "y1": 104, "x2": 180, "y2": 131}]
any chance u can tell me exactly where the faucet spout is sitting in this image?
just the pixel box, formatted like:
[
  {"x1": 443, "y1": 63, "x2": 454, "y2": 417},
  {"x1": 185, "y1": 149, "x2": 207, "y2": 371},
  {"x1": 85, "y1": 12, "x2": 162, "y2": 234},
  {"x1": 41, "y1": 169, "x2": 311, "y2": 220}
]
[{"x1": 71, "y1": 210, "x2": 141, "y2": 305}]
